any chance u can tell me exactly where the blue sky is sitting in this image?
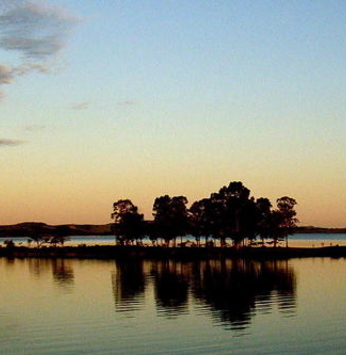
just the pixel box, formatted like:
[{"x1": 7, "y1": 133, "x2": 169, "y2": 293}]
[{"x1": 1, "y1": 0, "x2": 346, "y2": 226}]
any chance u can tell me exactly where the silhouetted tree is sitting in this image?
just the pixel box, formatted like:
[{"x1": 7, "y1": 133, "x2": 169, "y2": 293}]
[
  {"x1": 255, "y1": 197, "x2": 273, "y2": 246},
  {"x1": 189, "y1": 198, "x2": 214, "y2": 247},
  {"x1": 275, "y1": 196, "x2": 298, "y2": 247},
  {"x1": 109, "y1": 181, "x2": 298, "y2": 249},
  {"x1": 111, "y1": 199, "x2": 145, "y2": 245},
  {"x1": 207, "y1": 182, "x2": 256, "y2": 246},
  {"x1": 152, "y1": 195, "x2": 188, "y2": 247},
  {"x1": 28, "y1": 233, "x2": 52, "y2": 249},
  {"x1": 49, "y1": 235, "x2": 70, "y2": 247},
  {"x1": 3, "y1": 239, "x2": 15, "y2": 249},
  {"x1": 152, "y1": 195, "x2": 172, "y2": 246}
]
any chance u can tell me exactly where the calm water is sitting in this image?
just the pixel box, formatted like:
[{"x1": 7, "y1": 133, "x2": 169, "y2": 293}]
[{"x1": 1, "y1": 257, "x2": 346, "y2": 354}]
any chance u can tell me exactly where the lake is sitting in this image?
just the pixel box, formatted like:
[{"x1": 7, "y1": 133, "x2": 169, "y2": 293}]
[{"x1": 1, "y1": 256, "x2": 346, "y2": 354}]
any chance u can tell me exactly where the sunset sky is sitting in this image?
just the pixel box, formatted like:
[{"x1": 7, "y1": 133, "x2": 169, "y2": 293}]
[{"x1": 1, "y1": 0, "x2": 346, "y2": 227}]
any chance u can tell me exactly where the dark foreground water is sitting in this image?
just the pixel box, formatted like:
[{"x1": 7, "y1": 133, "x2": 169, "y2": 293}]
[{"x1": 1, "y1": 257, "x2": 346, "y2": 354}]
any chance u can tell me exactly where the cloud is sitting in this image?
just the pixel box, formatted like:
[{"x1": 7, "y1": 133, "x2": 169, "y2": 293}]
[
  {"x1": 71, "y1": 102, "x2": 89, "y2": 110},
  {"x1": 23, "y1": 124, "x2": 45, "y2": 131},
  {"x1": 0, "y1": 0, "x2": 80, "y2": 99},
  {"x1": 0, "y1": 1, "x2": 79, "y2": 60},
  {"x1": 117, "y1": 100, "x2": 137, "y2": 106},
  {"x1": 0, "y1": 64, "x2": 14, "y2": 84},
  {"x1": 0, "y1": 62, "x2": 47, "y2": 84},
  {"x1": 0, "y1": 138, "x2": 25, "y2": 146}
]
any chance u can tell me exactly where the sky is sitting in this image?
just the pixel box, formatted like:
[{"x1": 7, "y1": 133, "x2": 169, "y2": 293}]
[{"x1": 1, "y1": 0, "x2": 346, "y2": 227}]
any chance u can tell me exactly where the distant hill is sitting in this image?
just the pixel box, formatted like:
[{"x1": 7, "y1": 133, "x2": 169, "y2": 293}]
[
  {"x1": 0, "y1": 223, "x2": 113, "y2": 237},
  {"x1": 295, "y1": 226, "x2": 346, "y2": 234}
]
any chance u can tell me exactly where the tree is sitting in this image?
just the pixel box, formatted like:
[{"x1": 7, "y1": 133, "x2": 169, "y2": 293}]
[
  {"x1": 111, "y1": 199, "x2": 145, "y2": 245},
  {"x1": 152, "y1": 195, "x2": 188, "y2": 247},
  {"x1": 275, "y1": 196, "x2": 298, "y2": 247},
  {"x1": 152, "y1": 195, "x2": 172, "y2": 246},
  {"x1": 189, "y1": 198, "x2": 213, "y2": 247},
  {"x1": 255, "y1": 197, "x2": 273, "y2": 246},
  {"x1": 112, "y1": 199, "x2": 138, "y2": 223},
  {"x1": 28, "y1": 233, "x2": 52, "y2": 249},
  {"x1": 49, "y1": 235, "x2": 70, "y2": 247},
  {"x1": 170, "y1": 196, "x2": 189, "y2": 246},
  {"x1": 3, "y1": 239, "x2": 15, "y2": 249},
  {"x1": 209, "y1": 181, "x2": 256, "y2": 247},
  {"x1": 51, "y1": 226, "x2": 71, "y2": 246}
]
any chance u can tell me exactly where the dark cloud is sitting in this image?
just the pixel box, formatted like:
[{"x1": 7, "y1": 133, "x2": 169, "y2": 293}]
[
  {"x1": 0, "y1": 138, "x2": 25, "y2": 146},
  {"x1": 0, "y1": 1, "x2": 79, "y2": 60},
  {"x1": 0, "y1": 0, "x2": 80, "y2": 99}
]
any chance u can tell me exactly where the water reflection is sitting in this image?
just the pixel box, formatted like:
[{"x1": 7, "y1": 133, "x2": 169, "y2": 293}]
[
  {"x1": 51, "y1": 259, "x2": 74, "y2": 291},
  {"x1": 27, "y1": 258, "x2": 54, "y2": 278},
  {"x1": 10, "y1": 258, "x2": 75, "y2": 291},
  {"x1": 112, "y1": 259, "x2": 296, "y2": 331},
  {"x1": 112, "y1": 259, "x2": 146, "y2": 313},
  {"x1": 3, "y1": 257, "x2": 346, "y2": 354},
  {"x1": 192, "y1": 260, "x2": 296, "y2": 330},
  {"x1": 151, "y1": 261, "x2": 189, "y2": 317},
  {"x1": 3, "y1": 256, "x2": 296, "y2": 334}
]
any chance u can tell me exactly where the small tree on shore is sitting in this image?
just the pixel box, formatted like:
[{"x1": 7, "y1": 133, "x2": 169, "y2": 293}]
[
  {"x1": 49, "y1": 235, "x2": 70, "y2": 247},
  {"x1": 4, "y1": 239, "x2": 15, "y2": 249},
  {"x1": 28, "y1": 233, "x2": 52, "y2": 249}
]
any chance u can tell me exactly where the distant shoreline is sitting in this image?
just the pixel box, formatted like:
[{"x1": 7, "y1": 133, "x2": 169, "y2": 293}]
[{"x1": 1, "y1": 222, "x2": 346, "y2": 237}]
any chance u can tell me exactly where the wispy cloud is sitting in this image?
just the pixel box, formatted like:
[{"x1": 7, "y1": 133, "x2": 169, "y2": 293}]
[
  {"x1": 0, "y1": 64, "x2": 13, "y2": 84},
  {"x1": 0, "y1": 138, "x2": 25, "y2": 146},
  {"x1": 117, "y1": 100, "x2": 137, "y2": 106},
  {"x1": 0, "y1": 62, "x2": 48, "y2": 83},
  {"x1": 23, "y1": 124, "x2": 45, "y2": 131},
  {"x1": 0, "y1": 0, "x2": 80, "y2": 99},
  {"x1": 71, "y1": 102, "x2": 89, "y2": 110}
]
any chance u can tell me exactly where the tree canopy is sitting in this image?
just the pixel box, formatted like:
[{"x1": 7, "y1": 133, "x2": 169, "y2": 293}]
[
  {"x1": 111, "y1": 199, "x2": 145, "y2": 245},
  {"x1": 111, "y1": 181, "x2": 298, "y2": 248}
]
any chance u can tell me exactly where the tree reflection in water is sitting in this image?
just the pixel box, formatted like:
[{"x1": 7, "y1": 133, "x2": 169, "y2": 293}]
[
  {"x1": 27, "y1": 258, "x2": 52, "y2": 278},
  {"x1": 112, "y1": 259, "x2": 146, "y2": 313},
  {"x1": 192, "y1": 259, "x2": 296, "y2": 330},
  {"x1": 8, "y1": 258, "x2": 76, "y2": 291},
  {"x1": 51, "y1": 259, "x2": 74, "y2": 291},
  {"x1": 112, "y1": 258, "x2": 296, "y2": 331},
  {"x1": 151, "y1": 260, "x2": 189, "y2": 317}
]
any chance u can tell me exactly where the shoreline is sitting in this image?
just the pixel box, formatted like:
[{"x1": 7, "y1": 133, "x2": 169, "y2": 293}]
[{"x1": 2, "y1": 245, "x2": 346, "y2": 260}]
